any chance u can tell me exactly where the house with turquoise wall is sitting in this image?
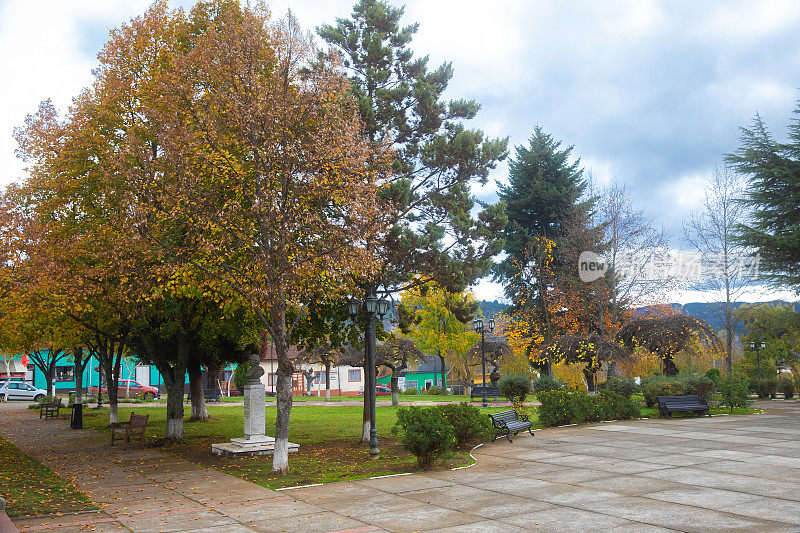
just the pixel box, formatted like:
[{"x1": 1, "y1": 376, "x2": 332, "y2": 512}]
[
  {"x1": 2, "y1": 351, "x2": 233, "y2": 395},
  {"x1": 377, "y1": 361, "x2": 450, "y2": 391}
]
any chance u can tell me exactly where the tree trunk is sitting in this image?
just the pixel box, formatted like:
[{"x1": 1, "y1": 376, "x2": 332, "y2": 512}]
[
  {"x1": 207, "y1": 361, "x2": 221, "y2": 391},
  {"x1": 188, "y1": 362, "x2": 209, "y2": 421},
  {"x1": 159, "y1": 360, "x2": 187, "y2": 440},
  {"x1": 583, "y1": 367, "x2": 596, "y2": 392},
  {"x1": 74, "y1": 348, "x2": 84, "y2": 405},
  {"x1": 273, "y1": 361, "x2": 293, "y2": 473},
  {"x1": 271, "y1": 313, "x2": 294, "y2": 474},
  {"x1": 362, "y1": 392, "x2": 371, "y2": 442},
  {"x1": 438, "y1": 353, "x2": 447, "y2": 394},
  {"x1": 45, "y1": 367, "x2": 55, "y2": 398},
  {"x1": 663, "y1": 356, "x2": 679, "y2": 376},
  {"x1": 390, "y1": 370, "x2": 399, "y2": 407},
  {"x1": 104, "y1": 346, "x2": 123, "y2": 425},
  {"x1": 324, "y1": 360, "x2": 331, "y2": 401}
]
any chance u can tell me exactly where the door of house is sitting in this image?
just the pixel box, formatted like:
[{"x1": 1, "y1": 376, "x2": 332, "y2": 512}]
[
  {"x1": 135, "y1": 365, "x2": 150, "y2": 386},
  {"x1": 291, "y1": 373, "x2": 304, "y2": 395}
]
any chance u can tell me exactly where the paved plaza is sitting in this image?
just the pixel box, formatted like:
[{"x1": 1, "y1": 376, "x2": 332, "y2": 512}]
[{"x1": 2, "y1": 400, "x2": 800, "y2": 532}]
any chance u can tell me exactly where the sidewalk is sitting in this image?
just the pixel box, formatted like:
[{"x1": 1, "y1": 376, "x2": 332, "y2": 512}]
[{"x1": 2, "y1": 401, "x2": 800, "y2": 532}]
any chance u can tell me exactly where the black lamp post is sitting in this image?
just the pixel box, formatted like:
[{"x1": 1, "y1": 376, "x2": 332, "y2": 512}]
[
  {"x1": 750, "y1": 341, "x2": 765, "y2": 380},
  {"x1": 473, "y1": 316, "x2": 494, "y2": 408},
  {"x1": 349, "y1": 292, "x2": 390, "y2": 458}
]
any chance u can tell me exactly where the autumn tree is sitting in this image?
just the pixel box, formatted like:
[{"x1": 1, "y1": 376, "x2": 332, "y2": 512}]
[
  {"x1": 737, "y1": 303, "x2": 800, "y2": 378},
  {"x1": 376, "y1": 336, "x2": 423, "y2": 406},
  {"x1": 400, "y1": 283, "x2": 479, "y2": 392},
  {"x1": 683, "y1": 166, "x2": 753, "y2": 373},
  {"x1": 84, "y1": 2, "x2": 392, "y2": 470}
]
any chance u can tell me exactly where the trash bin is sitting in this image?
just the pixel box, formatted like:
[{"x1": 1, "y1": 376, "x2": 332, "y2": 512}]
[{"x1": 70, "y1": 403, "x2": 83, "y2": 429}]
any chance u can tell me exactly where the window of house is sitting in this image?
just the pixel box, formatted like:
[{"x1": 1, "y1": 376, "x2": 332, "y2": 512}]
[
  {"x1": 348, "y1": 369, "x2": 361, "y2": 382},
  {"x1": 314, "y1": 371, "x2": 325, "y2": 384},
  {"x1": 55, "y1": 366, "x2": 74, "y2": 382},
  {"x1": 405, "y1": 380, "x2": 417, "y2": 390},
  {"x1": 268, "y1": 373, "x2": 276, "y2": 386}
]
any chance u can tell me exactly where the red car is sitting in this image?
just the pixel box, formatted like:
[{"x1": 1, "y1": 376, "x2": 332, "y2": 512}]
[
  {"x1": 358, "y1": 385, "x2": 392, "y2": 396},
  {"x1": 89, "y1": 379, "x2": 159, "y2": 400}
]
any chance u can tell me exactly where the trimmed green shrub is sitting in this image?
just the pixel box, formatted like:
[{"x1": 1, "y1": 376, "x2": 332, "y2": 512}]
[
  {"x1": 499, "y1": 374, "x2": 532, "y2": 402},
  {"x1": 778, "y1": 378, "x2": 795, "y2": 399},
  {"x1": 402, "y1": 387, "x2": 418, "y2": 395},
  {"x1": 427, "y1": 385, "x2": 443, "y2": 395},
  {"x1": 533, "y1": 375, "x2": 563, "y2": 396},
  {"x1": 705, "y1": 368, "x2": 721, "y2": 383},
  {"x1": 682, "y1": 375, "x2": 716, "y2": 401},
  {"x1": 537, "y1": 390, "x2": 574, "y2": 427},
  {"x1": 437, "y1": 402, "x2": 493, "y2": 447},
  {"x1": 392, "y1": 406, "x2": 455, "y2": 468},
  {"x1": 597, "y1": 390, "x2": 641, "y2": 420},
  {"x1": 756, "y1": 379, "x2": 777, "y2": 399},
  {"x1": 537, "y1": 390, "x2": 640, "y2": 427},
  {"x1": 719, "y1": 374, "x2": 754, "y2": 413},
  {"x1": 641, "y1": 376, "x2": 686, "y2": 407},
  {"x1": 233, "y1": 362, "x2": 249, "y2": 392},
  {"x1": 572, "y1": 392, "x2": 603, "y2": 422},
  {"x1": 599, "y1": 377, "x2": 638, "y2": 398}
]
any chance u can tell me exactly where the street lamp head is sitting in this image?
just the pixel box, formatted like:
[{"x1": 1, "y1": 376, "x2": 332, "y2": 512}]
[
  {"x1": 488, "y1": 317, "x2": 495, "y2": 333},
  {"x1": 365, "y1": 294, "x2": 379, "y2": 315},
  {"x1": 473, "y1": 317, "x2": 484, "y2": 332},
  {"x1": 347, "y1": 298, "x2": 360, "y2": 317},
  {"x1": 376, "y1": 296, "x2": 390, "y2": 318}
]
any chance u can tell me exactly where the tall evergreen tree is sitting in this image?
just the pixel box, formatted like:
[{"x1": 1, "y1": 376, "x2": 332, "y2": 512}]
[
  {"x1": 726, "y1": 105, "x2": 800, "y2": 291},
  {"x1": 318, "y1": 0, "x2": 508, "y2": 292},
  {"x1": 494, "y1": 126, "x2": 590, "y2": 304}
]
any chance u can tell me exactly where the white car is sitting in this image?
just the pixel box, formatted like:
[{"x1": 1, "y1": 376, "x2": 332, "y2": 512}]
[{"x1": 0, "y1": 380, "x2": 47, "y2": 402}]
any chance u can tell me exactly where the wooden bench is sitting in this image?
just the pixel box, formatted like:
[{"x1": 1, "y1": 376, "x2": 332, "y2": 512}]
[
  {"x1": 489, "y1": 409, "x2": 534, "y2": 443},
  {"x1": 39, "y1": 397, "x2": 62, "y2": 419},
  {"x1": 470, "y1": 386, "x2": 500, "y2": 400},
  {"x1": 657, "y1": 395, "x2": 711, "y2": 418},
  {"x1": 111, "y1": 413, "x2": 149, "y2": 449},
  {"x1": 187, "y1": 389, "x2": 221, "y2": 403}
]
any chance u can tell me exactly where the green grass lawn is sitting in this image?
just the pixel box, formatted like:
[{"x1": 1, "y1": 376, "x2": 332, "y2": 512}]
[
  {"x1": 0, "y1": 435, "x2": 96, "y2": 518},
  {"x1": 82, "y1": 403, "x2": 514, "y2": 490},
  {"x1": 147, "y1": 393, "x2": 511, "y2": 404}
]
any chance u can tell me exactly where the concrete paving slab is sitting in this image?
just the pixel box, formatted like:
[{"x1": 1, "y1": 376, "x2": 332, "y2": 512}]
[
  {"x1": 426, "y1": 519, "x2": 529, "y2": 532},
  {"x1": 643, "y1": 486, "x2": 764, "y2": 510},
  {"x1": 500, "y1": 505, "x2": 633, "y2": 531},
  {"x1": 401, "y1": 485, "x2": 554, "y2": 519},
  {"x1": 356, "y1": 474, "x2": 454, "y2": 494},
  {"x1": 244, "y1": 511, "x2": 369, "y2": 533}
]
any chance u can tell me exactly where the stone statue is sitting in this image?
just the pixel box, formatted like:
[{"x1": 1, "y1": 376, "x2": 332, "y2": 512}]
[{"x1": 246, "y1": 352, "x2": 264, "y2": 382}]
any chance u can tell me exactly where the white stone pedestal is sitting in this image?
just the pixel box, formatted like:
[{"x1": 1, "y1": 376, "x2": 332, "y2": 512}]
[
  {"x1": 211, "y1": 381, "x2": 299, "y2": 457},
  {"x1": 244, "y1": 381, "x2": 266, "y2": 438}
]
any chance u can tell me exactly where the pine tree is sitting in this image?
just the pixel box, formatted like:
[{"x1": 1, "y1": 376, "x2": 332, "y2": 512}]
[
  {"x1": 318, "y1": 0, "x2": 508, "y2": 292},
  {"x1": 495, "y1": 127, "x2": 589, "y2": 295},
  {"x1": 726, "y1": 106, "x2": 800, "y2": 291}
]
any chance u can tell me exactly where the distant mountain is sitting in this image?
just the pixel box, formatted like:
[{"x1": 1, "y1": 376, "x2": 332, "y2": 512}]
[{"x1": 637, "y1": 300, "x2": 799, "y2": 334}]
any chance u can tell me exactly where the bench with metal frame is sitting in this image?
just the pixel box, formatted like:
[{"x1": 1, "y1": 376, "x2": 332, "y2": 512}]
[
  {"x1": 470, "y1": 385, "x2": 501, "y2": 400},
  {"x1": 110, "y1": 412, "x2": 149, "y2": 449},
  {"x1": 39, "y1": 397, "x2": 62, "y2": 419},
  {"x1": 656, "y1": 394, "x2": 711, "y2": 418},
  {"x1": 489, "y1": 409, "x2": 534, "y2": 443}
]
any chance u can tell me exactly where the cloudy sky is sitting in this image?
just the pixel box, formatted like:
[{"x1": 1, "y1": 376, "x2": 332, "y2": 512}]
[{"x1": 1, "y1": 0, "x2": 798, "y2": 303}]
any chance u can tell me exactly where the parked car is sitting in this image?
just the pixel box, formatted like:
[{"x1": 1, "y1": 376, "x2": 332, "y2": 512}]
[
  {"x1": 358, "y1": 385, "x2": 392, "y2": 396},
  {"x1": 0, "y1": 380, "x2": 47, "y2": 402},
  {"x1": 88, "y1": 379, "x2": 159, "y2": 400}
]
